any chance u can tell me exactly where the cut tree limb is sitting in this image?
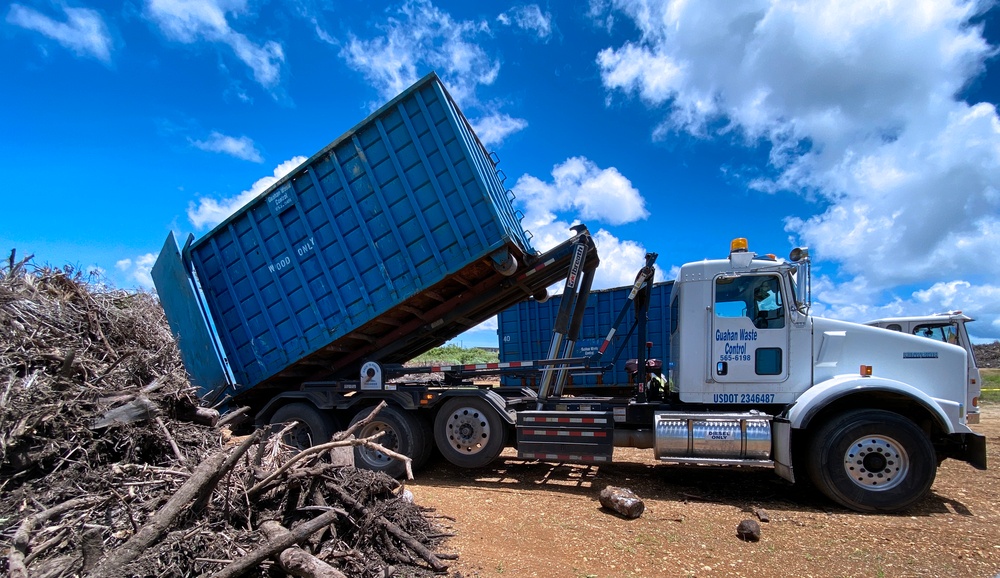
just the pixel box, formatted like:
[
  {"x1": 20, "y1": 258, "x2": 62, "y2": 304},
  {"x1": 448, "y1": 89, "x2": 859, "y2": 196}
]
[
  {"x1": 156, "y1": 416, "x2": 186, "y2": 466},
  {"x1": 260, "y1": 520, "x2": 348, "y2": 578},
  {"x1": 217, "y1": 406, "x2": 250, "y2": 429},
  {"x1": 247, "y1": 425, "x2": 415, "y2": 497},
  {"x1": 205, "y1": 506, "x2": 346, "y2": 578},
  {"x1": 178, "y1": 406, "x2": 221, "y2": 427},
  {"x1": 331, "y1": 400, "x2": 386, "y2": 442},
  {"x1": 86, "y1": 430, "x2": 262, "y2": 578}
]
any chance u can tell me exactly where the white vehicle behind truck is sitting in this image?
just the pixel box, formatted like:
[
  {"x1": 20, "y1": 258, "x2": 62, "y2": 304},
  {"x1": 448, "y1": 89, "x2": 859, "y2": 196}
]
[{"x1": 865, "y1": 312, "x2": 982, "y2": 425}]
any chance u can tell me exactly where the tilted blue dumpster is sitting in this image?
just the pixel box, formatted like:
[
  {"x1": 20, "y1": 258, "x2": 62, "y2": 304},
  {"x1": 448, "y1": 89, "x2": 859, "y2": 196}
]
[{"x1": 152, "y1": 72, "x2": 540, "y2": 402}]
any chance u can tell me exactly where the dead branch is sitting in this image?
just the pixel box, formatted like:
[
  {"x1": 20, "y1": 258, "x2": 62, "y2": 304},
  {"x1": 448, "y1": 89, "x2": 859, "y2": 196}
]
[
  {"x1": 260, "y1": 520, "x2": 349, "y2": 578},
  {"x1": 217, "y1": 406, "x2": 250, "y2": 428},
  {"x1": 247, "y1": 431, "x2": 393, "y2": 497},
  {"x1": 156, "y1": 416, "x2": 186, "y2": 466},
  {"x1": 178, "y1": 405, "x2": 221, "y2": 427},
  {"x1": 205, "y1": 507, "x2": 346, "y2": 578},
  {"x1": 360, "y1": 439, "x2": 413, "y2": 480},
  {"x1": 331, "y1": 400, "x2": 387, "y2": 442}
]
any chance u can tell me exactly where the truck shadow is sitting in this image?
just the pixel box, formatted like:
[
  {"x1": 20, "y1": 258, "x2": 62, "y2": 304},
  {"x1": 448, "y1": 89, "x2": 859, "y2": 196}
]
[{"x1": 415, "y1": 454, "x2": 972, "y2": 518}]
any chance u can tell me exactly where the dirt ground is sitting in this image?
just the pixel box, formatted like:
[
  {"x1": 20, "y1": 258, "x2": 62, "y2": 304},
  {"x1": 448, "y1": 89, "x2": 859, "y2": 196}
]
[{"x1": 409, "y1": 404, "x2": 1000, "y2": 578}]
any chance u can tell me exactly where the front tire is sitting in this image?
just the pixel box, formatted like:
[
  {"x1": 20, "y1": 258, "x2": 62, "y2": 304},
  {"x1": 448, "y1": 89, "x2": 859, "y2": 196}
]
[
  {"x1": 806, "y1": 409, "x2": 936, "y2": 512},
  {"x1": 349, "y1": 405, "x2": 429, "y2": 478},
  {"x1": 434, "y1": 397, "x2": 507, "y2": 468}
]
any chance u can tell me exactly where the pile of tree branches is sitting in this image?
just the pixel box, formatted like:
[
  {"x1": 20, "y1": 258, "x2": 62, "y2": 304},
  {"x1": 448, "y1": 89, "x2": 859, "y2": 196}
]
[{"x1": 0, "y1": 252, "x2": 456, "y2": 577}]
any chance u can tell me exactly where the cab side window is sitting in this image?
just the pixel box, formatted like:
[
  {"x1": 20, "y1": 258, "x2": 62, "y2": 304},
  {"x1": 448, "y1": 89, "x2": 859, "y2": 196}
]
[
  {"x1": 714, "y1": 275, "x2": 784, "y2": 329},
  {"x1": 751, "y1": 276, "x2": 784, "y2": 329}
]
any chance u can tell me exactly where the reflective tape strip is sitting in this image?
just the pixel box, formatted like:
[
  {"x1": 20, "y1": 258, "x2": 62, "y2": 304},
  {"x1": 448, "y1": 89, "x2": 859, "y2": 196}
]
[
  {"x1": 522, "y1": 430, "x2": 607, "y2": 437},
  {"x1": 519, "y1": 257, "x2": 556, "y2": 279},
  {"x1": 522, "y1": 416, "x2": 608, "y2": 424},
  {"x1": 521, "y1": 453, "x2": 610, "y2": 462},
  {"x1": 430, "y1": 361, "x2": 534, "y2": 372}
]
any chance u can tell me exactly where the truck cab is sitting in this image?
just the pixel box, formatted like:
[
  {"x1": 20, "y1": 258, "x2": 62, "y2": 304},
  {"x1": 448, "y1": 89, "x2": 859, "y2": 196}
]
[
  {"x1": 665, "y1": 239, "x2": 985, "y2": 511},
  {"x1": 669, "y1": 239, "x2": 812, "y2": 405}
]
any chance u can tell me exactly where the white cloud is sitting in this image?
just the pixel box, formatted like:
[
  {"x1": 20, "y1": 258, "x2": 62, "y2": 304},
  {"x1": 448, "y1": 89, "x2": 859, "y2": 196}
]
[
  {"x1": 597, "y1": 0, "x2": 1000, "y2": 338},
  {"x1": 471, "y1": 316, "x2": 499, "y2": 334},
  {"x1": 190, "y1": 131, "x2": 264, "y2": 162},
  {"x1": 116, "y1": 253, "x2": 157, "y2": 289},
  {"x1": 784, "y1": 103, "x2": 1000, "y2": 286},
  {"x1": 513, "y1": 157, "x2": 649, "y2": 226},
  {"x1": 519, "y1": 209, "x2": 663, "y2": 290},
  {"x1": 471, "y1": 113, "x2": 528, "y2": 147},
  {"x1": 809, "y1": 275, "x2": 1000, "y2": 342},
  {"x1": 511, "y1": 157, "x2": 657, "y2": 289},
  {"x1": 497, "y1": 5, "x2": 553, "y2": 40},
  {"x1": 339, "y1": 0, "x2": 498, "y2": 106},
  {"x1": 187, "y1": 156, "x2": 306, "y2": 229},
  {"x1": 7, "y1": 4, "x2": 112, "y2": 63},
  {"x1": 145, "y1": 0, "x2": 284, "y2": 89}
]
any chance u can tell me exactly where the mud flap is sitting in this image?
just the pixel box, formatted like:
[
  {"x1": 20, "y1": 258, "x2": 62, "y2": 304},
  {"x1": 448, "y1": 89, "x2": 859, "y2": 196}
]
[
  {"x1": 772, "y1": 418, "x2": 794, "y2": 483},
  {"x1": 961, "y1": 432, "x2": 988, "y2": 470}
]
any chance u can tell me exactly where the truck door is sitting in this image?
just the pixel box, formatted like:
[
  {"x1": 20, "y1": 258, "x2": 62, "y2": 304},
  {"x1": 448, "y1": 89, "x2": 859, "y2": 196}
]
[{"x1": 711, "y1": 274, "x2": 788, "y2": 386}]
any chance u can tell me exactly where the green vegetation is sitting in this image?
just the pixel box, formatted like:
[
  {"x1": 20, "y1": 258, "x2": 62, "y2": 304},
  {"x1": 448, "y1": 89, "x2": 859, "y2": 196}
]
[
  {"x1": 410, "y1": 344, "x2": 499, "y2": 365},
  {"x1": 980, "y1": 369, "x2": 1000, "y2": 403}
]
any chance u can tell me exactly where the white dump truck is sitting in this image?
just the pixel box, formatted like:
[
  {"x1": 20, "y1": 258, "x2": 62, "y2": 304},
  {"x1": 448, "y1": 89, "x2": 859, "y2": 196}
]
[{"x1": 154, "y1": 73, "x2": 985, "y2": 514}]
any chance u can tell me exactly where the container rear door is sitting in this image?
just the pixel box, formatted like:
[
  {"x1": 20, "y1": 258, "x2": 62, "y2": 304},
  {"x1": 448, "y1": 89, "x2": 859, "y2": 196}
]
[{"x1": 151, "y1": 232, "x2": 231, "y2": 397}]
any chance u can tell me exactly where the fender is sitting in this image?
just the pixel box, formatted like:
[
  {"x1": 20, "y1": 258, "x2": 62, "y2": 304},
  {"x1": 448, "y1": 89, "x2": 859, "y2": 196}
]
[
  {"x1": 436, "y1": 389, "x2": 516, "y2": 425},
  {"x1": 784, "y1": 374, "x2": 957, "y2": 433}
]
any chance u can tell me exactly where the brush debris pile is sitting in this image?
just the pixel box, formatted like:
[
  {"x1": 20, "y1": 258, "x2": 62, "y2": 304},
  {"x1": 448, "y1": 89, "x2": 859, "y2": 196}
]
[
  {"x1": 0, "y1": 253, "x2": 455, "y2": 577},
  {"x1": 974, "y1": 342, "x2": 1000, "y2": 368}
]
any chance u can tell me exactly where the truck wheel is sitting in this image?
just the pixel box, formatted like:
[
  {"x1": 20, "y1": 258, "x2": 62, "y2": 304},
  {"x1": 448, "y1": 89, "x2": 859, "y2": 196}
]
[
  {"x1": 434, "y1": 397, "x2": 506, "y2": 468},
  {"x1": 270, "y1": 403, "x2": 335, "y2": 449},
  {"x1": 806, "y1": 409, "x2": 936, "y2": 512},
  {"x1": 349, "y1": 405, "x2": 429, "y2": 478}
]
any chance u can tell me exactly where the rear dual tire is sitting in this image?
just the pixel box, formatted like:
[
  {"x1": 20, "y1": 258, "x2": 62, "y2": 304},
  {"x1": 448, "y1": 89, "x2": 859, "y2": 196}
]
[
  {"x1": 349, "y1": 405, "x2": 433, "y2": 478},
  {"x1": 269, "y1": 403, "x2": 335, "y2": 449},
  {"x1": 434, "y1": 397, "x2": 507, "y2": 468}
]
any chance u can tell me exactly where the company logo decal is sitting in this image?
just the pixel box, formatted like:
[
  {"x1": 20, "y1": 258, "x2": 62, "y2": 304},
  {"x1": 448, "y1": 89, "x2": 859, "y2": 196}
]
[{"x1": 903, "y1": 352, "x2": 939, "y2": 359}]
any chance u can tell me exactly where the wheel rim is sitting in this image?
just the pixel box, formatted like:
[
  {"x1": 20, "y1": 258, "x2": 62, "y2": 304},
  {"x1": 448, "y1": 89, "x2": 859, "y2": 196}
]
[
  {"x1": 842, "y1": 434, "x2": 909, "y2": 491},
  {"x1": 444, "y1": 406, "x2": 492, "y2": 455},
  {"x1": 284, "y1": 423, "x2": 314, "y2": 449},
  {"x1": 357, "y1": 420, "x2": 399, "y2": 467}
]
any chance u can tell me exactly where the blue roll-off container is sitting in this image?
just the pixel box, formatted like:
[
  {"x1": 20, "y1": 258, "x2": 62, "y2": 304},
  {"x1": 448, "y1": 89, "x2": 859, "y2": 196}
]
[
  {"x1": 498, "y1": 281, "x2": 673, "y2": 390},
  {"x1": 153, "y1": 72, "x2": 538, "y2": 401}
]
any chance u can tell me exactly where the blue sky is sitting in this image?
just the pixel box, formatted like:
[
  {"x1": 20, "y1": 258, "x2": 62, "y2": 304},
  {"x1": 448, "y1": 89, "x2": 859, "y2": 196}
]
[{"x1": 3, "y1": 0, "x2": 1000, "y2": 348}]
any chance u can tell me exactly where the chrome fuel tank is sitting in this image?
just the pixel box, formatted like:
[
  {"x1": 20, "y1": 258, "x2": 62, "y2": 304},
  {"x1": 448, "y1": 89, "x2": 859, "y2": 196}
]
[{"x1": 654, "y1": 412, "x2": 772, "y2": 461}]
